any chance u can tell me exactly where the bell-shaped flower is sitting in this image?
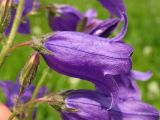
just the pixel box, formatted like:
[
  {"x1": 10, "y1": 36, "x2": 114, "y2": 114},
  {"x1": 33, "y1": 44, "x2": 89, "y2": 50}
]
[
  {"x1": 50, "y1": 90, "x2": 159, "y2": 120},
  {"x1": 33, "y1": 31, "x2": 133, "y2": 106},
  {"x1": 47, "y1": 4, "x2": 104, "y2": 32},
  {"x1": 39, "y1": 31, "x2": 133, "y2": 76}
]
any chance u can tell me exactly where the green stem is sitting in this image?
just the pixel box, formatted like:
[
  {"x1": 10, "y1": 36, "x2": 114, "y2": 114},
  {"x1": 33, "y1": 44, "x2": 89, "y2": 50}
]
[
  {"x1": 8, "y1": 112, "x2": 17, "y2": 120},
  {"x1": 8, "y1": 98, "x2": 47, "y2": 120},
  {"x1": 26, "y1": 68, "x2": 50, "y2": 120},
  {"x1": 32, "y1": 68, "x2": 51, "y2": 100},
  {"x1": 0, "y1": 0, "x2": 25, "y2": 67}
]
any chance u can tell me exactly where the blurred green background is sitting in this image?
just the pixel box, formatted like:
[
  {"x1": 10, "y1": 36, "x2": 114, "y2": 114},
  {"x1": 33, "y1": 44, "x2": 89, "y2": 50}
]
[{"x1": 0, "y1": 0, "x2": 160, "y2": 119}]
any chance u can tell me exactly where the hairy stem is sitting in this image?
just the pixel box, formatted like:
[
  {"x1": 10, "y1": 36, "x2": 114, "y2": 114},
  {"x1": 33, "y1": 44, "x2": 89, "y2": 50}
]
[
  {"x1": 0, "y1": 0, "x2": 25, "y2": 67},
  {"x1": 26, "y1": 68, "x2": 51, "y2": 120},
  {"x1": 8, "y1": 98, "x2": 48, "y2": 120},
  {"x1": 8, "y1": 40, "x2": 33, "y2": 53},
  {"x1": 8, "y1": 112, "x2": 17, "y2": 120},
  {"x1": 32, "y1": 68, "x2": 51, "y2": 100}
]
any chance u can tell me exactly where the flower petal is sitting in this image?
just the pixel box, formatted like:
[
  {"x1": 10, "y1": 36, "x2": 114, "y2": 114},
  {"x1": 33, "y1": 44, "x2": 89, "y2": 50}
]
[
  {"x1": 131, "y1": 70, "x2": 152, "y2": 81},
  {"x1": 0, "y1": 81, "x2": 19, "y2": 107},
  {"x1": 89, "y1": 18, "x2": 120, "y2": 37},
  {"x1": 110, "y1": 99, "x2": 159, "y2": 120},
  {"x1": 113, "y1": 74, "x2": 141, "y2": 100},
  {"x1": 85, "y1": 9, "x2": 97, "y2": 19},
  {"x1": 98, "y1": 0, "x2": 126, "y2": 18},
  {"x1": 63, "y1": 90, "x2": 111, "y2": 120},
  {"x1": 43, "y1": 31, "x2": 133, "y2": 79},
  {"x1": 48, "y1": 5, "x2": 83, "y2": 31},
  {"x1": 61, "y1": 90, "x2": 159, "y2": 120}
]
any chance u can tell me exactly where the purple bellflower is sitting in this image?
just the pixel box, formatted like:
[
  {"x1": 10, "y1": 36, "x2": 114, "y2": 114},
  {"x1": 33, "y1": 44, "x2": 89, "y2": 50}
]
[
  {"x1": 40, "y1": 31, "x2": 133, "y2": 76},
  {"x1": 5, "y1": 0, "x2": 37, "y2": 35},
  {"x1": 0, "y1": 80, "x2": 47, "y2": 109},
  {"x1": 39, "y1": 0, "x2": 134, "y2": 107},
  {"x1": 48, "y1": 0, "x2": 128, "y2": 39},
  {"x1": 48, "y1": 4, "x2": 120, "y2": 38},
  {"x1": 52, "y1": 90, "x2": 159, "y2": 120},
  {"x1": 33, "y1": 31, "x2": 133, "y2": 106}
]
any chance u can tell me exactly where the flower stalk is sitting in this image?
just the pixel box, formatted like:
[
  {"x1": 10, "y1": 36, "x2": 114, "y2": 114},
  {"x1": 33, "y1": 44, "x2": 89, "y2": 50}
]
[
  {"x1": 0, "y1": 0, "x2": 25, "y2": 67},
  {"x1": 8, "y1": 40, "x2": 33, "y2": 53},
  {"x1": 25, "y1": 68, "x2": 51, "y2": 120},
  {"x1": 8, "y1": 98, "x2": 48, "y2": 120},
  {"x1": 8, "y1": 112, "x2": 17, "y2": 120},
  {"x1": 32, "y1": 67, "x2": 51, "y2": 100}
]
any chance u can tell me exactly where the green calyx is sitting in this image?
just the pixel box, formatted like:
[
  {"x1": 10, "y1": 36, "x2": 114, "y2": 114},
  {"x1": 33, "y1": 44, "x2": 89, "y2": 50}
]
[
  {"x1": 48, "y1": 92, "x2": 78, "y2": 113},
  {"x1": 32, "y1": 33, "x2": 53, "y2": 55},
  {"x1": 46, "y1": 4, "x2": 62, "y2": 16}
]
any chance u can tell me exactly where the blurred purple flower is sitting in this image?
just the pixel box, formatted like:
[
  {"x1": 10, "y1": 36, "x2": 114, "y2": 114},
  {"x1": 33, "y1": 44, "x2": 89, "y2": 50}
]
[
  {"x1": 59, "y1": 90, "x2": 159, "y2": 120},
  {"x1": 33, "y1": 0, "x2": 41, "y2": 10},
  {"x1": 0, "y1": 80, "x2": 47, "y2": 109},
  {"x1": 5, "y1": 9, "x2": 31, "y2": 35},
  {"x1": 48, "y1": 4, "x2": 119, "y2": 37},
  {"x1": 5, "y1": 0, "x2": 38, "y2": 35}
]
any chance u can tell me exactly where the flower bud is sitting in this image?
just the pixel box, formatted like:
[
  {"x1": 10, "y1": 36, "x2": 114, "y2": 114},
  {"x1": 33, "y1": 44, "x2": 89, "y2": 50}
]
[
  {"x1": 0, "y1": 0, "x2": 11, "y2": 34},
  {"x1": 19, "y1": 52, "x2": 40, "y2": 95}
]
